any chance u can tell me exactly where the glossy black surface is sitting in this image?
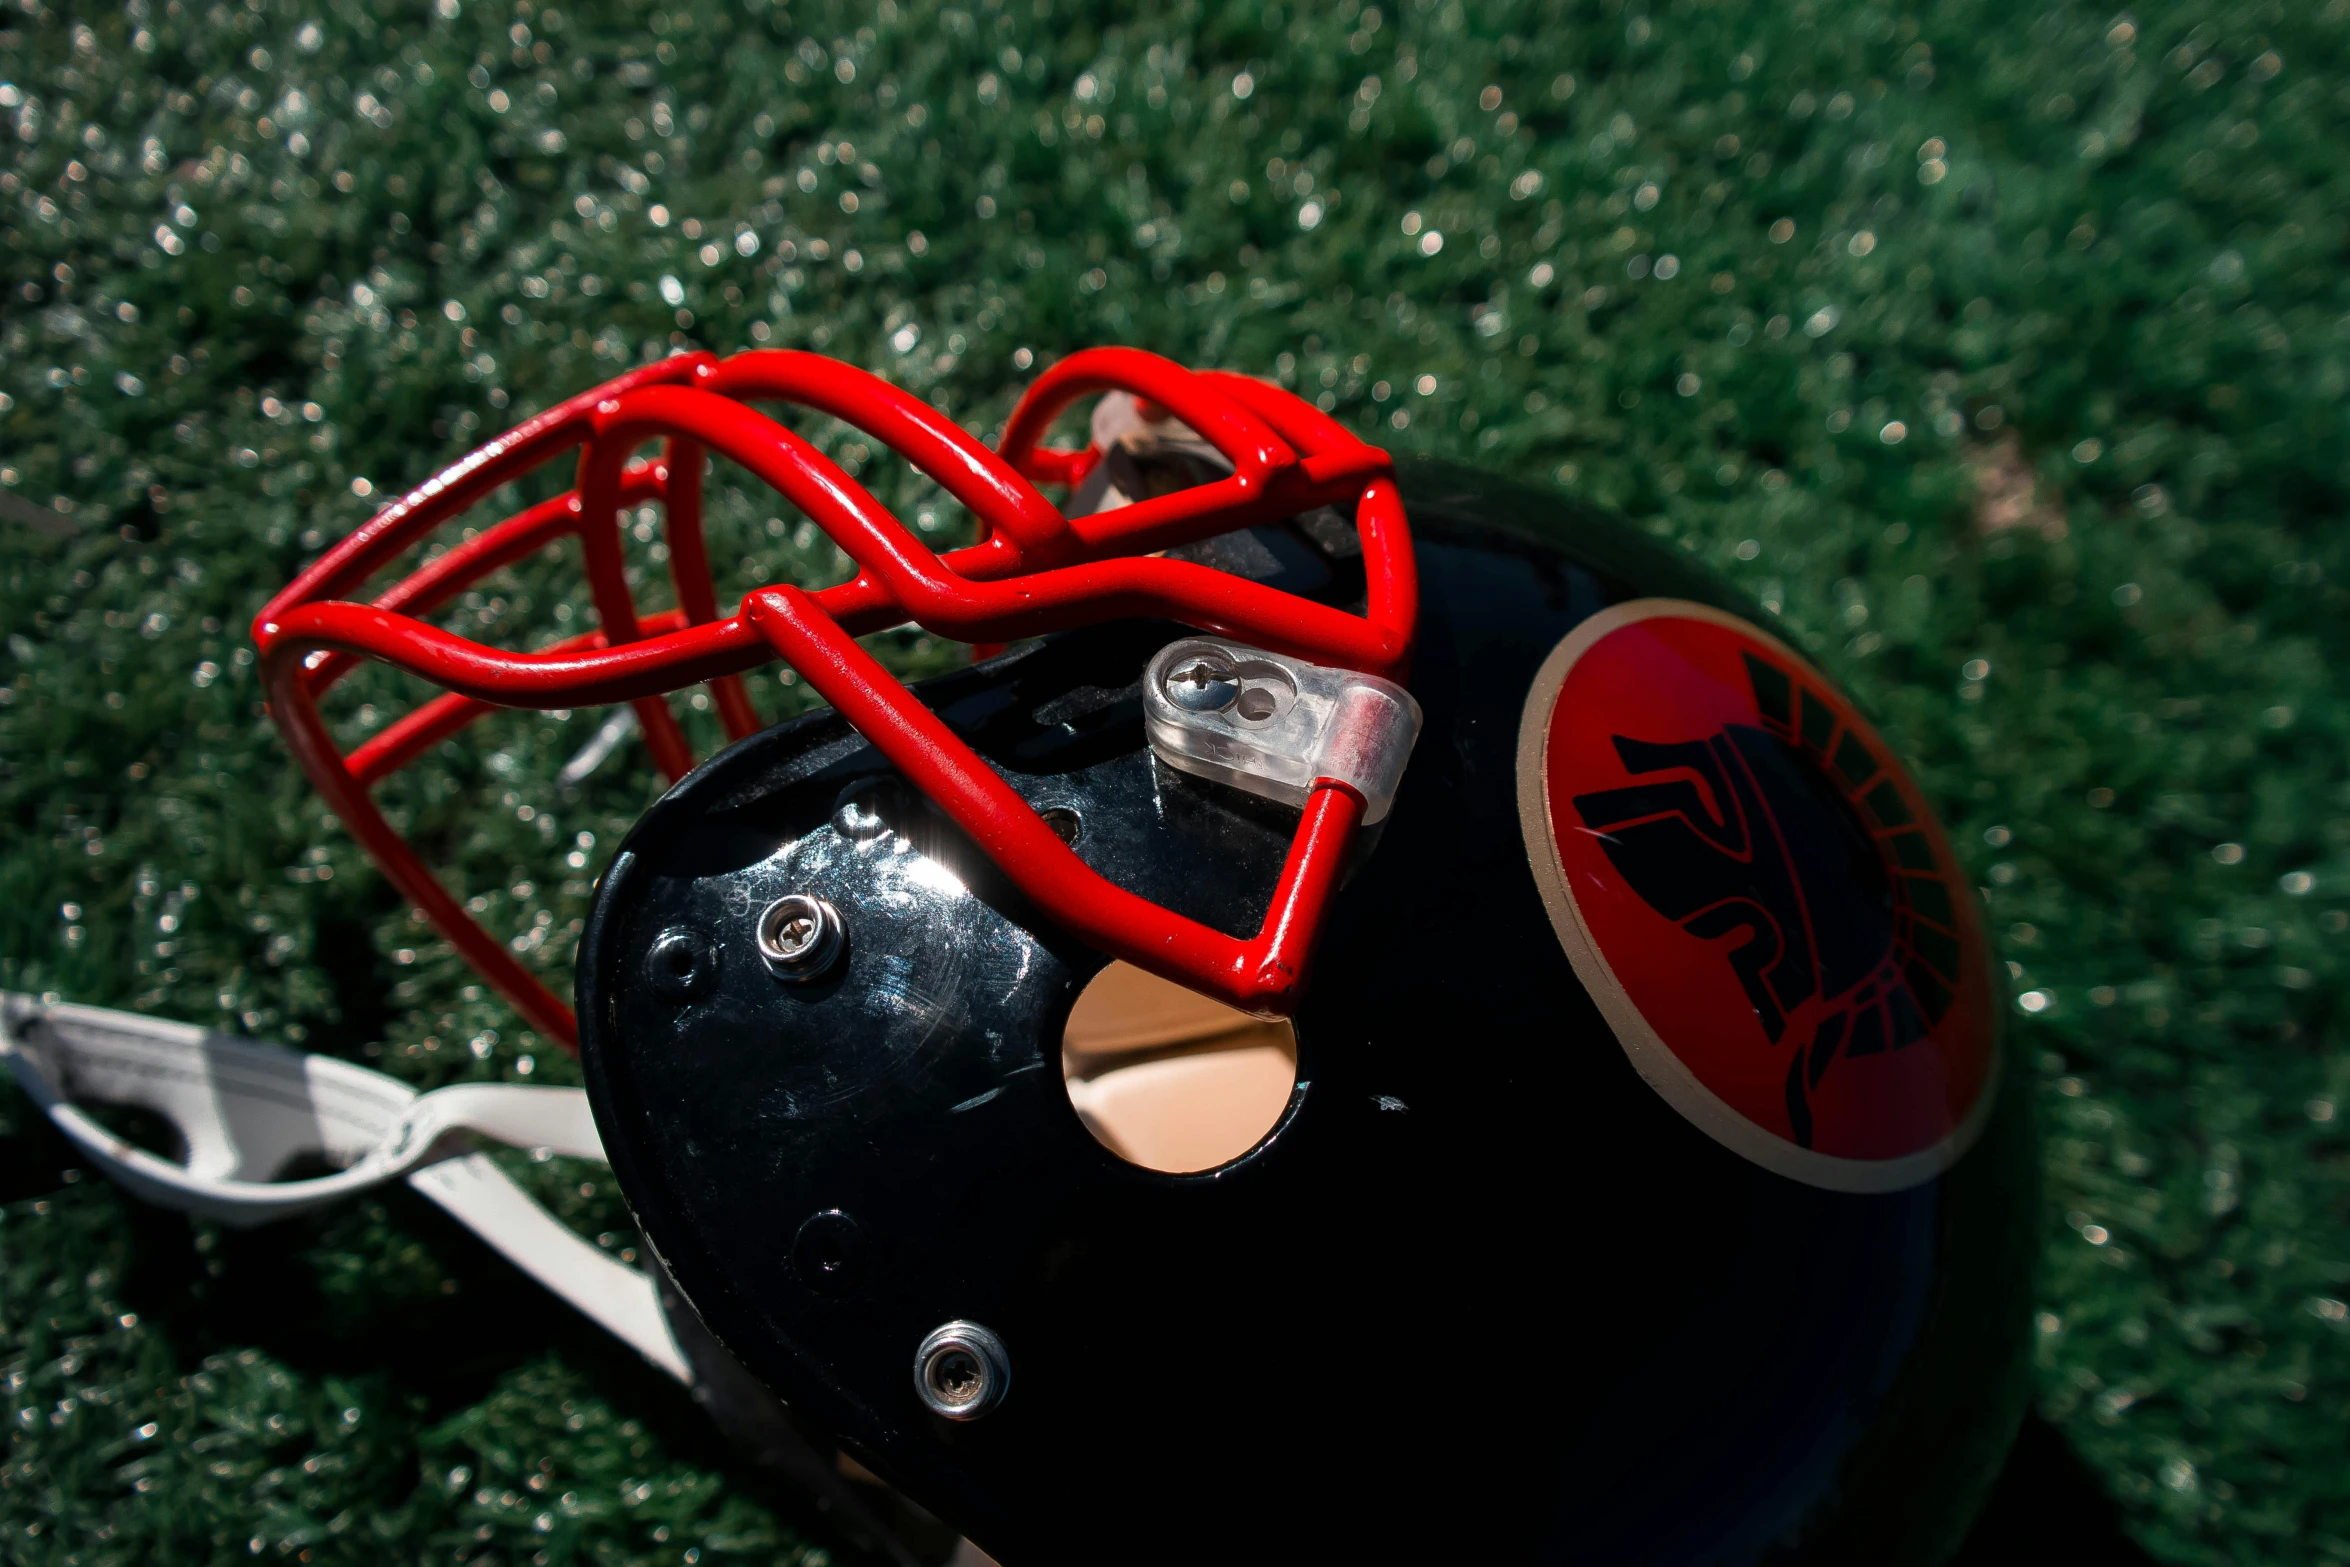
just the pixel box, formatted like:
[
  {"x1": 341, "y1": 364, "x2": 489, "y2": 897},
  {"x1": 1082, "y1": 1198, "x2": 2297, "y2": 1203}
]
[{"x1": 580, "y1": 461, "x2": 2038, "y2": 1565}]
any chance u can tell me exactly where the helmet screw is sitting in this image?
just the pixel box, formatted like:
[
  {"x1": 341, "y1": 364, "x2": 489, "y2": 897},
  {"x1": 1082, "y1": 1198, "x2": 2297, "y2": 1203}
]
[
  {"x1": 831, "y1": 778, "x2": 899, "y2": 840},
  {"x1": 913, "y1": 1320, "x2": 1010, "y2": 1421},
  {"x1": 1162, "y1": 650, "x2": 1240, "y2": 712},
  {"x1": 756, "y1": 894, "x2": 845, "y2": 981},
  {"x1": 645, "y1": 926, "x2": 720, "y2": 1002},
  {"x1": 792, "y1": 1209, "x2": 864, "y2": 1295}
]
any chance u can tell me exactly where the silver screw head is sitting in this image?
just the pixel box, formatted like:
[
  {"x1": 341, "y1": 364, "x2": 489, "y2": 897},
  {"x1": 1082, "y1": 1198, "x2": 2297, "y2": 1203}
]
[
  {"x1": 830, "y1": 779, "x2": 898, "y2": 840},
  {"x1": 914, "y1": 1320, "x2": 1010, "y2": 1421},
  {"x1": 1163, "y1": 649, "x2": 1240, "y2": 712},
  {"x1": 756, "y1": 893, "x2": 845, "y2": 980}
]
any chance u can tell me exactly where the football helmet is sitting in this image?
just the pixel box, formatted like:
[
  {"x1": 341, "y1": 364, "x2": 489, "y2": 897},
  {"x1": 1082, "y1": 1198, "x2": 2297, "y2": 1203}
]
[{"x1": 254, "y1": 349, "x2": 2034, "y2": 1564}]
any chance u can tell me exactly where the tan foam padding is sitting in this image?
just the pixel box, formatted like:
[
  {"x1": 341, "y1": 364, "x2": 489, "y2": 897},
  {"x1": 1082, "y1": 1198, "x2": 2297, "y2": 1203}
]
[
  {"x1": 1065, "y1": 1046, "x2": 1297, "y2": 1175},
  {"x1": 1061, "y1": 963, "x2": 1299, "y2": 1171},
  {"x1": 1062, "y1": 961, "x2": 1294, "y2": 1066}
]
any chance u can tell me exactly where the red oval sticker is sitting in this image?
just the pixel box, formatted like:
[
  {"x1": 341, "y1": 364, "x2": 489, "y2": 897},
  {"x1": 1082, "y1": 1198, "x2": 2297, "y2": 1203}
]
[{"x1": 1517, "y1": 600, "x2": 1998, "y2": 1191}]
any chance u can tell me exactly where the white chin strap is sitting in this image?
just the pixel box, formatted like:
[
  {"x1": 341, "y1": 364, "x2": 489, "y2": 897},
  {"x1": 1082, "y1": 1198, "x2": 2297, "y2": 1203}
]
[{"x1": 0, "y1": 992, "x2": 689, "y2": 1385}]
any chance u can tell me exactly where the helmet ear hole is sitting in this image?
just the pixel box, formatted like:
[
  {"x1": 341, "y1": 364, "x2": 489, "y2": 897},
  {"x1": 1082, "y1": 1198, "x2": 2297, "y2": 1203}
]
[{"x1": 1061, "y1": 963, "x2": 1298, "y2": 1174}]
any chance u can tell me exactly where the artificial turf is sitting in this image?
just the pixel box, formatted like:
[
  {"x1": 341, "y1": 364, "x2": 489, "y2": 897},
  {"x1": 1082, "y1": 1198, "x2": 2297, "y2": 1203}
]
[{"x1": 2, "y1": 0, "x2": 2347, "y2": 1561}]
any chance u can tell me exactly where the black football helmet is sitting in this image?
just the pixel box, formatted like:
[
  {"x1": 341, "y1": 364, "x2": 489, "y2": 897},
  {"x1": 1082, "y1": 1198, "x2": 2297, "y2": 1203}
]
[{"x1": 250, "y1": 353, "x2": 2032, "y2": 1564}]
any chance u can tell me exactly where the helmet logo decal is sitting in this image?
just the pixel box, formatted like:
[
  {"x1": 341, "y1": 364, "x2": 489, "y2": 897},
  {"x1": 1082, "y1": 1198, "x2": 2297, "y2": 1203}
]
[
  {"x1": 1568, "y1": 649, "x2": 1957, "y2": 1151},
  {"x1": 1517, "y1": 600, "x2": 1997, "y2": 1192}
]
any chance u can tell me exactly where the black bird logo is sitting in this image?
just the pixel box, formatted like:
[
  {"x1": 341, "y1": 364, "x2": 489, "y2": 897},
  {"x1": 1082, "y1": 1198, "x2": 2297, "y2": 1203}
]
[{"x1": 1571, "y1": 654, "x2": 1963, "y2": 1148}]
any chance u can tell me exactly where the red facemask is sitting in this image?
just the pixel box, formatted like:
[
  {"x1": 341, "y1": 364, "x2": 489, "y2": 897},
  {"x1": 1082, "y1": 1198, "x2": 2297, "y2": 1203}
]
[{"x1": 253, "y1": 348, "x2": 1416, "y2": 1051}]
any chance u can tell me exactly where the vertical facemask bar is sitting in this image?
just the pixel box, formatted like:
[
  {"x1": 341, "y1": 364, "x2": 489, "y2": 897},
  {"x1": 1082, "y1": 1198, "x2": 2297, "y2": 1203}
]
[{"x1": 658, "y1": 433, "x2": 764, "y2": 743}]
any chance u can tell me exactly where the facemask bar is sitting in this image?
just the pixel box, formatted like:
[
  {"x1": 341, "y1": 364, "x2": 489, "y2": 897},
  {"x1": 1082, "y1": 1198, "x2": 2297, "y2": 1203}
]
[{"x1": 253, "y1": 348, "x2": 1417, "y2": 1051}]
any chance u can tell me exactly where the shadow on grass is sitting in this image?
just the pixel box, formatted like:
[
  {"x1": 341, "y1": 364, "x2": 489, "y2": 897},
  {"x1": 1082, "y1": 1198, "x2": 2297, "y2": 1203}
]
[
  {"x1": 7, "y1": 1080, "x2": 2151, "y2": 1565},
  {"x1": 1951, "y1": 1413, "x2": 2155, "y2": 1567},
  {"x1": 0, "y1": 1082, "x2": 904, "y2": 1563}
]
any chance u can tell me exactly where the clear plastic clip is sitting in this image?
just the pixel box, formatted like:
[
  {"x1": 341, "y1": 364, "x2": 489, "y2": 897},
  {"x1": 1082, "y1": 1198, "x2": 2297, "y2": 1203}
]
[{"x1": 1142, "y1": 638, "x2": 1422, "y2": 824}]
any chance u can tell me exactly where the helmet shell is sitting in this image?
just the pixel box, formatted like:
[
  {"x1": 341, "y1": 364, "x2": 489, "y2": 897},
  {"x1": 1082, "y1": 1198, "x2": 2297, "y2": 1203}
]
[{"x1": 580, "y1": 458, "x2": 2036, "y2": 1565}]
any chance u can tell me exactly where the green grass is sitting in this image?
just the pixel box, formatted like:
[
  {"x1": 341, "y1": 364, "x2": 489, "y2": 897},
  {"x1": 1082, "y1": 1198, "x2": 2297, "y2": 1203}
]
[{"x1": 4, "y1": 0, "x2": 2348, "y2": 1560}]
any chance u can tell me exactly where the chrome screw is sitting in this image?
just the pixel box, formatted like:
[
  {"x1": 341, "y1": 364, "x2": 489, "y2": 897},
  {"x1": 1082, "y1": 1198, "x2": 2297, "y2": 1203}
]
[
  {"x1": 756, "y1": 893, "x2": 845, "y2": 981},
  {"x1": 1162, "y1": 650, "x2": 1240, "y2": 712},
  {"x1": 830, "y1": 779, "x2": 897, "y2": 840},
  {"x1": 913, "y1": 1320, "x2": 1010, "y2": 1421}
]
